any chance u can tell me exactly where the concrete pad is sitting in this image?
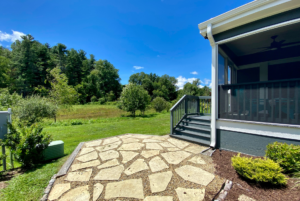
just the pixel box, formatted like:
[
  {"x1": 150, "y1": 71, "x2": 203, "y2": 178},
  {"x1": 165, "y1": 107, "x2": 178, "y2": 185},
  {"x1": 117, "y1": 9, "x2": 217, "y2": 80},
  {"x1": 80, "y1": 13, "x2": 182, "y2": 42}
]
[
  {"x1": 95, "y1": 143, "x2": 120, "y2": 152},
  {"x1": 141, "y1": 150, "x2": 160, "y2": 158},
  {"x1": 167, "y1": 148, "x2": 180, "y2": 151},
  {"x1": 146, "y1": 143, "x2": 163, "y2": 150},
  {"x1": 160, "y1": 142, "x2": 176, "y2": 148},
  {"x1": 188, "y1": 155, "x2": 206, "y2": 165},
  {"x1": 71, "y1": 160, "x2": 100, "y2": 171},
  {"x1": 48, "y1": 183, "x2": 70, "y2": 200},
  {"x1": 65, "y1": 168, "x2": 92, "y2": 182},
  {"x1": 175, "y1": 187, "x2": 205, "y2": 201},
  {"x1": 60, "y1": 185, "x2": 90, "y2": 201},
  {"x1": 97, "y1": 159, "x2": 119, "y2": 169},
  {"x1": 143, "y1": 139, "x2": 162, "y2": 143},
  {"x1": 238, "y1": 194, "x2": 256, "y2": 201},
  {"x1": 161, "y1": 151, "x2": 191, "y2": 165},
  {"x1": 149, "y1": 156, "x2": 169, "y2": 172},
  {"x1": 124, "y1": 158, "x2": 149, "y2": 175},
  {"x1": 79, "y1": 147, "x2": 95, "y2": 156},
  {"x1": 94, "y1": 165, "x2": 124, "y2": 180},
  {"x1": 175, "y1": 165, "x2": 215, "y2": 186},
  {"x1": 149, "y1": 171, "x2": 172, "y2": 193},
  {"x1": 185, "y1": 145, "x2": 207, "y2": 154},
  {"x1": 105, "y1": 178, "x2": 144, "y2": 199},
  {"x1": 102, "y1": 137, "x2": 120, "y2": 145},
  {"x1": 168, "y1": 138, "x2": 189, "y2": 149},
  {"x1": 76, "y1": 151, "x2": 98, "y2": 162},
  {"x1": 120, "y1": 151, "x2": 139, "y2": 163},
  {"x1": 99, "y1": 150, "x2": 119, "y2": 161},
  {"x1": 93, "y1": 183, "x2": 104, "y2": 201},
  {"x1": 144, "y1": 196, "x2": 173, "y2": 201},
  {"x1": 122, "y1": 138, "x2": 140, "y2": 144},
  {"x1": 118, "y1": 142, "x2": 145, "y2": 151},
  {"x1": 85, "y1": 140, "x2": 102, "y2": 147}
]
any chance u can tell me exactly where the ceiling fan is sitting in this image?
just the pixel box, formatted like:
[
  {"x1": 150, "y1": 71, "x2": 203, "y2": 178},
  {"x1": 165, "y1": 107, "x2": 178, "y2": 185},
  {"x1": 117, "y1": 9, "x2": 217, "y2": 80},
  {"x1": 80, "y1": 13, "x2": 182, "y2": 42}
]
[{"x1": 257, "y1": 35, "x2": 300, "y2": 52}]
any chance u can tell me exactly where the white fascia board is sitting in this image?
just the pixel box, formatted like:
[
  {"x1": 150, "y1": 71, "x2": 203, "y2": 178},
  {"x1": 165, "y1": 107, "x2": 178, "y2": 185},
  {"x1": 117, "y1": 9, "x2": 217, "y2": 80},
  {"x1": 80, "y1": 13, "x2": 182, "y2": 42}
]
[{"x1": 198, "y1": 0, "x2": 294, "y2": 37}]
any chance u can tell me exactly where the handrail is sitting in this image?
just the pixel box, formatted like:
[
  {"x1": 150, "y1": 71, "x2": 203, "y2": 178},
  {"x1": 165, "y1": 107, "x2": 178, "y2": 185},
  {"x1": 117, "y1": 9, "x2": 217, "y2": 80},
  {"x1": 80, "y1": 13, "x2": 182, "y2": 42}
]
[{"x1": 170, "y1": 95, "x2": 186, "y2": 111}]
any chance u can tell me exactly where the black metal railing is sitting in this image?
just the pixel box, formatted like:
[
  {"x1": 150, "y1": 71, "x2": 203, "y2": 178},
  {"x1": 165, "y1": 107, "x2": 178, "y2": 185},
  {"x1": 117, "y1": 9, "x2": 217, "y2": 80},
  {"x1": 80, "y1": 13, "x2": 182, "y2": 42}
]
[
  {"x1": 170, "y1": 95, "x2": 211, "y2": 134},
  {"x1": 219, "y1": 78, "x2": 300, "y2": 125}
]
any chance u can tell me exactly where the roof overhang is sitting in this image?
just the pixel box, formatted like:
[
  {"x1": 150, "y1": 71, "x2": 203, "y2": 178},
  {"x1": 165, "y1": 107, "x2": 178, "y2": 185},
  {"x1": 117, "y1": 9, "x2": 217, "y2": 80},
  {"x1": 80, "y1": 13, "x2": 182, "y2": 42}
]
[{"x1": 198, "y1": 0, "x2": 300, "y2": 38}]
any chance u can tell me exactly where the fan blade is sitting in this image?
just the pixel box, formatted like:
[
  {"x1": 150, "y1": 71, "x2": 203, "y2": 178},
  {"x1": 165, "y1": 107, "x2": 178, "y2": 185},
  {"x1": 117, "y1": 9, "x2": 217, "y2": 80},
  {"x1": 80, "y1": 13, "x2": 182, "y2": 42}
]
[{"x1": 281, "y1": 41, "x2": 300, "y2": 47}]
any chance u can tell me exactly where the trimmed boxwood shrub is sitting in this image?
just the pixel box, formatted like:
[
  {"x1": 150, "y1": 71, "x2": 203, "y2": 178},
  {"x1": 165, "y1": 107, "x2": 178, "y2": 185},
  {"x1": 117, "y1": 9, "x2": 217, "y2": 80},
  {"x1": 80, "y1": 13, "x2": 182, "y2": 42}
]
[
  {"x1": 232, "y1": 153, "x2": 287, "y2": 185},
  {"x1": 266, "y1": 142, "x2": 300, "y2": 174}
]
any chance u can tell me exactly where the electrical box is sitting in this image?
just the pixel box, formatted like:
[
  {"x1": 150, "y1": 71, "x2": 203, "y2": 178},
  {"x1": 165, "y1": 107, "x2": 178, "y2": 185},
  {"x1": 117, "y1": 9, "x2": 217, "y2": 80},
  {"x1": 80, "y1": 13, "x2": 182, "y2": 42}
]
[{"x1": 43, "y1": 140, "x2": 64, "y2": 161}]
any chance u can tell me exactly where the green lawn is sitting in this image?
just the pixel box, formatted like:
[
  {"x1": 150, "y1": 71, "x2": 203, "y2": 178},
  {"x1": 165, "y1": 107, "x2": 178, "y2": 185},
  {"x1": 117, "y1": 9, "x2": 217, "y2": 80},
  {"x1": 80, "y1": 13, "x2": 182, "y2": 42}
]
[{"x1": 0, "y1": 105, "x2": 170, "y2": 201}]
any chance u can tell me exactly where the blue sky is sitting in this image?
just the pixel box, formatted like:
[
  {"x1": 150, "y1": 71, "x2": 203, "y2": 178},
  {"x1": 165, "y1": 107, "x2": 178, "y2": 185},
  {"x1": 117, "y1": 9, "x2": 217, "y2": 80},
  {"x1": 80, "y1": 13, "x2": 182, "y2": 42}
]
[{"x1": 0, "y1": 0, "x2": 251, "y2": 88}]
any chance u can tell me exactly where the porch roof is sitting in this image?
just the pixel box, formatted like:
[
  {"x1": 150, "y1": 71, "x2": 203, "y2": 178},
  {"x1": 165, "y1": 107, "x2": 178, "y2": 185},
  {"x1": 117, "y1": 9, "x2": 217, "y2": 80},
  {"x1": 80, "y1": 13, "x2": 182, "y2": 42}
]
[{"x1": 198, "y1": 0, "x2": 300, "y2": 38}]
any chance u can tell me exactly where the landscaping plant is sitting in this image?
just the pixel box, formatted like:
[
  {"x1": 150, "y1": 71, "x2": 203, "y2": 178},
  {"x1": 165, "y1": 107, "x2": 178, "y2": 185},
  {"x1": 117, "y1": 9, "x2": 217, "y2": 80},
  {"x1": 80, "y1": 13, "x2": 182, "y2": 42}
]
[
  {"x1": 231, "y1": 153, "x2": 287, "y2": 185},
  {"x1": 266, "y1": 142, "x2": 300, "y2": 173},
  {"x1": 152, "y1": 97, "x2": 168, "y2": 112}
]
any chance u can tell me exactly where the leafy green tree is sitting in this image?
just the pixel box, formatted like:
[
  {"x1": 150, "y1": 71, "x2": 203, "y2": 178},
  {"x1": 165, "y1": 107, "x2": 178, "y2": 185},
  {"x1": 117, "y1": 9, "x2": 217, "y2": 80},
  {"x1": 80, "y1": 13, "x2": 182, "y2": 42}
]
[
  {"x1": 65, "y1": 49, "x2": 87, "y2": 86},
  {"x1": 0, "y1": 55, "x2": 10, "y2": 88},
  {"x1": 0, "y1": 88, "x2": 22, "y2": 111},
  {"x1": 118, "y1": 83, "x2": 150, "y2": 116},
  {"x1": 152, "y1": 97, "x2": 167, "y2": 112}
]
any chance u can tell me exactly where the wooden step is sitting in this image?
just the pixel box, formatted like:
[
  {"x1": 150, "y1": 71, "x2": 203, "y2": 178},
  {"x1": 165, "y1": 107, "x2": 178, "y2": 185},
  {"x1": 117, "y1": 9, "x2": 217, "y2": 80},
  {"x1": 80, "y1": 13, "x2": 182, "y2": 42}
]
[
  {"x1": 174, "y1": 129, "x2": 210, "y2": 139},
  {"x1": 170, "y1": 134, "x2": 210, "y2": 146}
]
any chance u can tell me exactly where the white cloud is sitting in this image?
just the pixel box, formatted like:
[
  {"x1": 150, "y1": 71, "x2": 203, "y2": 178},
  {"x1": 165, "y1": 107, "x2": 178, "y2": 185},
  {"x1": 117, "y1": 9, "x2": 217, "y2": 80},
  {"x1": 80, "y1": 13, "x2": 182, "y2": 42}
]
[
  {"x1": 176, "y1": 76, "x2": 199, "y2": 89},
  {"x1": 190, "y1": 71, "x2": 198, "y2": 75},
  {"x1": 133, "y1": 66, "x2": 144, "y2": 70},
  {"x1": 0, "y1": 30, "x2": 25, "y2": 42},
  {"x1": 203, "y1": 78, "x2": 211, "y2": 85}
]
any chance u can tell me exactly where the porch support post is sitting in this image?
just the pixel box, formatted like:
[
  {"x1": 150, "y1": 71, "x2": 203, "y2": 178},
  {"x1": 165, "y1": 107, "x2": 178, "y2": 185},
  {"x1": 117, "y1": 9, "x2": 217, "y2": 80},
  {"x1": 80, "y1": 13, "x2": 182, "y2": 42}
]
[{"x1": 207, "y1": 23, "x2": 218, "y2": 148}]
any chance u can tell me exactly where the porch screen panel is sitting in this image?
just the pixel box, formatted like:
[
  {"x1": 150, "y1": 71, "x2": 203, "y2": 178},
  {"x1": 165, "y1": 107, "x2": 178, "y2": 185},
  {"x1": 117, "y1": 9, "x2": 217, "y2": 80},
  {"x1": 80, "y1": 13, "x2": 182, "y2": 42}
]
[{"x1": 218, "y1": 54, "x2": 225, "y2": 118}]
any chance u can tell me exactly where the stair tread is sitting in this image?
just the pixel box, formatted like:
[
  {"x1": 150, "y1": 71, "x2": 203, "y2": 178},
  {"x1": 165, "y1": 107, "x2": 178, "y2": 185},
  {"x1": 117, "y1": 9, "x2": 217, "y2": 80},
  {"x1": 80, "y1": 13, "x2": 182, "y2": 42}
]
[
  {"x1": 179, "y1": 125, "x2": 210, "y2": 132},
  {"x1": 174, "y1": 129, "x2": 210, "y2": 138},
  {"x1": 170, "y1": 134, "x2": 210, "y2": 146},
  {"x1": 181, "y1": 120, "x2": 210, "y2": 126},
  {"x1": 187, "y1": 116, "x2": 211, "y2": 121}
]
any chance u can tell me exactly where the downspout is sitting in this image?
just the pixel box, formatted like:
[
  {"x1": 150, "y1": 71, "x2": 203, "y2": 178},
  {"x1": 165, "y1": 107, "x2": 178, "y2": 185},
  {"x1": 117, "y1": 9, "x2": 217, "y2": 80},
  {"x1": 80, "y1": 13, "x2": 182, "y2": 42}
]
[{"x1": 206, "y1": 23, "x2": 218, "y2": 148}]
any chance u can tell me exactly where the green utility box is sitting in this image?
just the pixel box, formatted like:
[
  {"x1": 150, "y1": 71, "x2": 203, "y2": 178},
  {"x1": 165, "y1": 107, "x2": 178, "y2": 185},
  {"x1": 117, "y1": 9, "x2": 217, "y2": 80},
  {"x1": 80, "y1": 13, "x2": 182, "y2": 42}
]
[{"x1": 43, "y1": 140, "x2": 64, "y2": 161}]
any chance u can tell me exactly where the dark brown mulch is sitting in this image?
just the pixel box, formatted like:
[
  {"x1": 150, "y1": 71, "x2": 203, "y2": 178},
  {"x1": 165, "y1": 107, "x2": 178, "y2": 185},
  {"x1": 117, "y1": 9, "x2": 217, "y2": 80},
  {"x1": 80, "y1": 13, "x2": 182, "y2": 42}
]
[{"x1": 212, "y1": 149, "x2": 300, "y2": 201}]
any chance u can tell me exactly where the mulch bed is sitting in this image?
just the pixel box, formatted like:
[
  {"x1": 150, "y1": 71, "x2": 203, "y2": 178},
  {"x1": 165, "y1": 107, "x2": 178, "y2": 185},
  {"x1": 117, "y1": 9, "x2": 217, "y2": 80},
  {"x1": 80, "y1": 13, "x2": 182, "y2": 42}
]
[{"x1": 212, "y1": 149, "x2": 299, "y2": 201}]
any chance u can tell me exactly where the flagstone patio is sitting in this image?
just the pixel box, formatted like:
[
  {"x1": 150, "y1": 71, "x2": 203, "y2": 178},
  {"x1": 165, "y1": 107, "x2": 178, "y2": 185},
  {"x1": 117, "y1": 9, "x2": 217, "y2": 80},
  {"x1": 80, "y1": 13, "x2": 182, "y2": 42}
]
[{"x1": 48, "y1": 134, "x2": 225, "y2": 201}]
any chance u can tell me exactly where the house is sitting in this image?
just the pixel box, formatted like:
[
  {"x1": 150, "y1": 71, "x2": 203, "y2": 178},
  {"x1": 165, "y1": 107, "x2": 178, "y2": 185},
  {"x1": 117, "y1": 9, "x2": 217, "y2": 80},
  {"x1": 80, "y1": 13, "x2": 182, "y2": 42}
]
[{"x1": 170, "y1": 0, "x2": 300, "y2": 156}]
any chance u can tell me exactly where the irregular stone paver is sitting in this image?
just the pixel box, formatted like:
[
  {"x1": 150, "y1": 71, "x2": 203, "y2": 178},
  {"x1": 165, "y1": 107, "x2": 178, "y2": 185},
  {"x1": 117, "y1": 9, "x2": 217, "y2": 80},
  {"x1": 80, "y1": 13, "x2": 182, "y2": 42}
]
[
  {"x1": 79, "y1": 147, "x2": 95, "y2": 156},
  {"x1": 149, "y1": 156, "x2": 169, "y2": 172},
  {"x1": 149, "y1": 171, "x2": 172, "y2": 193},
  {"x1": 144, "y1": 196, "x2": 173, "y2": 201},
  {"x1": 175, "y1": 165, "x2": 215, "y2": 186},
  {"x1": 102, "y1": 137, "x2": 120, "y2": 145},
  {"x1": 99, "y1": 150, "x2": 119, "y2": 161},
  {"x1": 65, "y1": 168, "x2": 92, "y2": 182},
  {"x1": 129, "y1": 134, "x2": 150, "y2": 139},
  {"x1": 94, "y1": 165, "x2": 124, "y2": 180},
  {"x1": 97, "y1": 159, "x2": 119, "y2": 169},
  {"x1": 71, "y1": 160, "x2": 100, "y2": 171},
  {"x1": 185, "y1": 145, "x2": 207, "y2": 154},
  {"x1": 122, "y1": 138, "x2": 140, "y2": 144},
  {"x1": 105, "y1": 179, "x2": 144, "y2": 199},
  {"x1": 124, "y1": 158, "x2": 149, "y2": 175},
  {"x1": 141, "y1": 150, "x2": 160, "y2": 158},
  {"x1": 93, "y1": 183, "x2": 104, "y2": 201},
  {"x1": 143, "y1": 139, "x2": 162, "y2": 143},
  {"x1": 95, "y1": 143, "x2": 120, "y2": 152},
  {"x1": 176, "y1": 187, "x2": 205, "y2": 201},
  {"x1": 76, "y1": 151, "x2": 98, "y2": 162},
  {"x1": 238, "y1": 194, "x2": 256, "y2": 201},
  {"x1": 60, "y1": 185, "x2": 90, "y2": 201},
  {"x1": 188, "y1": 155, "x2": 206, "y2": 165},
  {"x1": 118, "y1": 142, "x2": 145, "y2": 151},
  {"x1": 161, "y1": 151, "x2": 191, "y2": 165},
  {"x1": 48, "y1": 183, "x2": 70, "y2": 200},
  {"x1": 120, "y1": 151, "x2": 139, "y2": 163},
  {"x1": 152, "y1": 136, "x2": 167, "y2": 140},
  {"x1": 85, "y1": 140, "x2": 102, "y2": 147},
  {"x1": 146, "y1": 143, "x2": 163, "y2": 150},
  {"x1": 167, "y1": 147, "x2": 180, "y2": 151},
  {"x1": 160, "y1": 142, "x2": 176, "y2": 148},
  {"x1": 168, "y1": 138, "x2": 189, "y2": 149}
]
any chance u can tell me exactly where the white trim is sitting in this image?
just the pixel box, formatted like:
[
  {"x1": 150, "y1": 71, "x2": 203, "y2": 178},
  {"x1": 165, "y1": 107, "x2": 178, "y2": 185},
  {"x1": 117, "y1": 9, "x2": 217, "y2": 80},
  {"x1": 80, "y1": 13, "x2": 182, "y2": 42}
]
[
  {"x1": 216, "y1": 18, "x2": 300, "y2": 45},
  {"x1": 217, "y1": 119, "x2": 300, "y2": 140}
]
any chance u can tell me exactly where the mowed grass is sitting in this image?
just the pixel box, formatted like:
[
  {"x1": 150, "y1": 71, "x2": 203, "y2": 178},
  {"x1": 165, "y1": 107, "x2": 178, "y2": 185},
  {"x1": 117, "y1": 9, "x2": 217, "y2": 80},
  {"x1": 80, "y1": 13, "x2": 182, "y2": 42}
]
[{"x1": 0, "y1": 104, "x2": 170, "y2": 201}]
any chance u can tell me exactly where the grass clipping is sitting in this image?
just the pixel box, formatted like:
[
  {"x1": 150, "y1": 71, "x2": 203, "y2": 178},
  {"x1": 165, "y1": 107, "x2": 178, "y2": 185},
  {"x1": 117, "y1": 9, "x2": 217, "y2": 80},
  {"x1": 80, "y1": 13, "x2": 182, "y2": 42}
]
[{"x1": 231, "y1": 153, "x2": 287, "y2": 185}]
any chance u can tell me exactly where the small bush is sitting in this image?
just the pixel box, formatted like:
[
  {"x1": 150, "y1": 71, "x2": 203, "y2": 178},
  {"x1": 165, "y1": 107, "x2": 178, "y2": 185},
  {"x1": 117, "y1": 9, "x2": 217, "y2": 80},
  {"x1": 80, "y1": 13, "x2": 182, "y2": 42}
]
[
  {"x1": 266, "y1": 142, "x2": 300, "y2": 173},
  {"x1": 232, "y1": 153, "x2": 287, "y2": 185},
  {"x1": 152, "y1": 97, "x2": 167, "y2": 113},
  {"x1": 98, "y1": 97, "x2": 106, "y2": 104},
  {"x1": 91, "y1": 96, "x2": 97, "y2": 102},
  {"x1": 71, "y1": 120, "x2": 83, "y2": 125}
]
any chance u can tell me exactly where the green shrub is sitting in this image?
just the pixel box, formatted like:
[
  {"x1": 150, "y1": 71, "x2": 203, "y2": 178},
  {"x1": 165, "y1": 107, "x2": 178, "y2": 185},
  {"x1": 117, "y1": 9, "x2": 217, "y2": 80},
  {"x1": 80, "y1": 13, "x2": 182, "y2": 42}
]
[
  {"x1": 98, "y1": 97, "x2": 106, "y2": 104},
  {"x1": 91, "y1": 96, "x2": 97, "y2": 102},
  {"x1": 266, "y1": 142, "x2": 300, "y2": 173},
  {"x1": 0, "y1": 88, "x2": 22, "y2": 111},
  {"x1": 71, "y1": 120, "x2": 83, "y2": 125},
  {"x1": 231, "y1": 153, "x2": 287, "y2": 185},
  {"x1": 152, "y1": 97, "x2": 167, "y2": 113}
]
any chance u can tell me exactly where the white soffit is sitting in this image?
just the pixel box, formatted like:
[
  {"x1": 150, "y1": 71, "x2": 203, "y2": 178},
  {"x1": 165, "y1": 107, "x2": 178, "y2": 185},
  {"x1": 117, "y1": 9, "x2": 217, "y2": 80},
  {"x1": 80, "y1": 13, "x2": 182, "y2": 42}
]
[{"x1": 198, "y1": 0, "x2": 300, "y2": 37}]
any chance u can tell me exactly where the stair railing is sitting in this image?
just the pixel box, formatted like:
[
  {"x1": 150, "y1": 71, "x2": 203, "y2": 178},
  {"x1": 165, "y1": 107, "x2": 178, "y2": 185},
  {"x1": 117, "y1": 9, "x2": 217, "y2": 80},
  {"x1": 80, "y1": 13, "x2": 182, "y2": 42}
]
[{"x1": 170, "y1": 95, "x2": 211, "y2": 134}]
